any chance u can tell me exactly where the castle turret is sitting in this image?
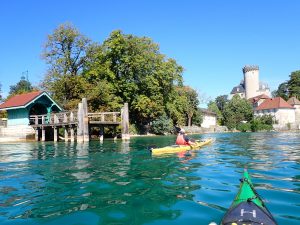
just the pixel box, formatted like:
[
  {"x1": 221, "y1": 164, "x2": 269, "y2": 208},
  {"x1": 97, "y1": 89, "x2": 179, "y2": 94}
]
[{"x1": 243, "y1": 65, "x2": 259, "y2": 99}]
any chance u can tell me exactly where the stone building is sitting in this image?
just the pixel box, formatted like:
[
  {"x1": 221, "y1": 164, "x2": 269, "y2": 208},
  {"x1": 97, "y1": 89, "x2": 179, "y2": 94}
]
[
  {"x1": 254, "y1": 97, "x2": 297, "y2": 129},
  {"x1": 230, "y1": 65, "x2": 271, "y2": 100},
  {"x1": 287, "y1": 97, "x2": 300, "y2": 129},
  {"x1": 200, "y1": 108, "x2": 217, "y2": 128}
]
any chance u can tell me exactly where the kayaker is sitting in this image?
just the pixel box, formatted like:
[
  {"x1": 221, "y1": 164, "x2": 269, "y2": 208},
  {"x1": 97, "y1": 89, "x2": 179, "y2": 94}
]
[{"x1": 175, "y1": 128, "x2": 195, "y2": 145}]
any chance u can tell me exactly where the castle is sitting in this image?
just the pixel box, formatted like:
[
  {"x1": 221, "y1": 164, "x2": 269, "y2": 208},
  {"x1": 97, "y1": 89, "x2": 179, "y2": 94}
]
[
  {"x1": 230, "y1": 65, "x2": 271, "y2": 99},
  {"x1": 230, "y1": 65, "x2": 300, "y2": 130}
]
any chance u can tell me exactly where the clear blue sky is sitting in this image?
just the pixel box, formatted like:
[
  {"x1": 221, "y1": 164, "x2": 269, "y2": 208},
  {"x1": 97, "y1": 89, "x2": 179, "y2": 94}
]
[{"x1": 1, "y1": 0, "x2": 300, "y2": 105}]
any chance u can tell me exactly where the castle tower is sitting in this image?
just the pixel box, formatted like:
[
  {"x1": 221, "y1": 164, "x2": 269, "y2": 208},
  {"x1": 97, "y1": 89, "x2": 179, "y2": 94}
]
[{"x1": 243, "y1": 65, "x2": 259, "y2": 99}]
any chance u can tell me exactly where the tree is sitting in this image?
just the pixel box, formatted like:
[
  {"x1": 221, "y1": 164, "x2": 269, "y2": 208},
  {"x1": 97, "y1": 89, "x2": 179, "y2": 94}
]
[
  {"x1": 215, "y1": 95, "x2": 228, "y2": 111},
  {"x1": 8, "y1": 76, "x2": 35, "y2": 97},
  {"x1": 40, "y1": 25, "x2": 198, "y2": 134},
  {"x1": 101, "y1": 30, "x2": 185, "y2": 126},
  {"x1": 273, "y1": 70, "x2": 300, "y2": 100},
  {"x1": 42, "y1": 23, "x2": 91, "y2": 109},
  {"x1": 287, "y1": 70, "x2": 300, "y2": 99},
  {"x1": 273, "y1": 82, "x2": 289, "y2": 100},
  {"x1": 191, "y1": 108, "x2": 203, "y2": 126},
  {"x1": 177, "y1": 86, "x2": 199, "y2": 127},
  {"x1": 223, "y1": 95, "x2": 253, "y2": 130},
  {"x1": 151, "y1": 115, "x2": 173, "y2": 135},
  {"x1": 207, "y1": 101, "x2": 223, "y2": 125}
]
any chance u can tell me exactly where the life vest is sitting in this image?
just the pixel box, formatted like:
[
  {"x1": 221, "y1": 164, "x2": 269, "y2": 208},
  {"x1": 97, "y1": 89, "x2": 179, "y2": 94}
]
[{"x1": 176, "y1": 134, "x2": 189, "y2": 145}]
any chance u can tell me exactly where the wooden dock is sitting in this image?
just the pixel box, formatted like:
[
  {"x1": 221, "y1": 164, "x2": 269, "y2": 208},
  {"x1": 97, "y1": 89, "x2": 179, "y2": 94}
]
[{"x1": 30, "y1": 98, "x2": 129, "y2": 142}]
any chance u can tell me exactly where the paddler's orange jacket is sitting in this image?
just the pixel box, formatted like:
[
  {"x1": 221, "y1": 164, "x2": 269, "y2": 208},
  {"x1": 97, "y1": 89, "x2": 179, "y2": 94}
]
[{"x1": 175, "y1": 133, "x2": 190, "y2": 145}]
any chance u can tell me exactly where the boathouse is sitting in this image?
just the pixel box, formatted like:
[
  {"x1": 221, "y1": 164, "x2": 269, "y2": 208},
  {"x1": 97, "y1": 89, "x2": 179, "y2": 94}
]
[{"x1": 0, "y1": 91, "x2": 62, "y2": 140}]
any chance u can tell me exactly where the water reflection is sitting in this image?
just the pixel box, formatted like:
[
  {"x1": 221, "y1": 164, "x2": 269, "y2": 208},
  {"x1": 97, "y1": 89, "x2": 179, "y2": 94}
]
[{"x1": 0, "y1": 133, "x2": 299, "y2": 224}]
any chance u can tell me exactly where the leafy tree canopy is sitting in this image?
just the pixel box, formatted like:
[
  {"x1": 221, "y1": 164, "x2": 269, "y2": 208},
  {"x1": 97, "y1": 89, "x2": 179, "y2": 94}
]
[
  {"x1": 273, "y1": 70, "x2": 300, "y2": 100},
  {"x1": 215, "y1": 95, "x2": 228, "y2": 111},
  {"x1": 207, "y1": 100, "x2": 223, "y2": 125},
  {"x1": 41, "y1": 24, "x2": 202, "y2": 134},
  {"x1": 223, "y1": 95, "x2": 253, "y2": 130},
  {"x1": 288, "y1": 70, "x2": 300, "y2": 99},
  {"x1": 42, "y1": 23, "x2": 91, "y2": 109},
  {"x1": 8, "y1": 76, "x2": 36, "y2": 98}
]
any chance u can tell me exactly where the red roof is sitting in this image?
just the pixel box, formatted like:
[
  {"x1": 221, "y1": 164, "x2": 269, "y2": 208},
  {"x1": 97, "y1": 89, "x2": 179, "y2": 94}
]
[
  {"x1": 287, "y1": 97, "x2": 300, "y2": 105},
  {"x1": 248, "y1": 94, "x2": 270, "y2": 104},
  {"x1": 255, "y1": 97, "x2": 294, "y2": 110},
  {"x1": 0, "y1": 91, "x2": 43, "y2": 110}
]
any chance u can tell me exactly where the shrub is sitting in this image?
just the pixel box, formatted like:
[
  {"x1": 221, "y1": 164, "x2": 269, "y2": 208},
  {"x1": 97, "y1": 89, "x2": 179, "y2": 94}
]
[
  {"x1": 237, "y1": 122, "x2": 251, "y2": 132},
  {"x1": 151, "y1": 115, "x2": 173, "y2": 135},
  {"x1": 250, "y1": 118, "x2": 273, "y2": 132}
]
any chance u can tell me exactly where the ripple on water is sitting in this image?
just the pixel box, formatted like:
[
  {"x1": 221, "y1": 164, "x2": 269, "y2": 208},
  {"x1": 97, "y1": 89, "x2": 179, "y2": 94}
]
[{"x1": 0, "y1": 132, "x2": 299, "y2": 225}]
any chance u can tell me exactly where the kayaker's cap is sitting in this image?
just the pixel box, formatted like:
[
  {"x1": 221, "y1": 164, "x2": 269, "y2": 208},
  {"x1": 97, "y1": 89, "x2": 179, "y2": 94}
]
[{"x1": 179, "y1": 129, "x2": 185, "y2": 134}]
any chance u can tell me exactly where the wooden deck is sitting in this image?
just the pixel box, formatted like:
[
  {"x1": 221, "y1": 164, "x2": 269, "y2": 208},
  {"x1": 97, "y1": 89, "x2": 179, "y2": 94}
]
[{"x1": 29, "y1": 98, "x2": 129, "y2": 142}]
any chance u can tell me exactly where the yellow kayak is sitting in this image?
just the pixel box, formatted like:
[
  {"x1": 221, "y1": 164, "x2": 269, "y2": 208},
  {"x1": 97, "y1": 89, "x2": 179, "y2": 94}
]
[{"x1": 150, "y1": 138, "x2": 213, "y2": 156}]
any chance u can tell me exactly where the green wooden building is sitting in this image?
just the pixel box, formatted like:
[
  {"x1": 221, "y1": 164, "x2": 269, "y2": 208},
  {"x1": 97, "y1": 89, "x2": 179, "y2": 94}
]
[{"x1": 0, "y1": 91, "x2": 62, "y2": 139}]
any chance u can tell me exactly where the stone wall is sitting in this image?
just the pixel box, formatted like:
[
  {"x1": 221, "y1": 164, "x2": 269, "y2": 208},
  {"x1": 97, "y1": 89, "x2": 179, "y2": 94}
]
[{"x1": 0, "y1": 125, "x2": 35, "y2": 140}]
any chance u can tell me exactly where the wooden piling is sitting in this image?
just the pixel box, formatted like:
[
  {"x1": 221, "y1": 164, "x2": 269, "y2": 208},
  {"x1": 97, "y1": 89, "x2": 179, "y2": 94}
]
[
  {"x1": 99, "y1": 126, "x2": 104, "y2": 142},
  {"x1": 70, "y1": 112, "x2": 75, "y2": 142},
  {"x1": 64, "y1": 127, "x2": 68, "y2": 142},
  {"x1": 29, "y1": 99, "x2": 128, "y2": 142},
  {"x1": 82, "y1": 98, "x2": 90, "y2": 142},
  {"x1": 42, "y1": 128, "x2": 45, "y2": 141},
  {"x1": 35, "y1": 128, "x2": 39, "y2": 141},
  {"x1": 121, "y1": 103, "x2": 130, "y2": 140},
  {"x1": 77, "y1": 103, "x2": 84, "y2": 143},
  {"x1": 54, "y1": 127, "x2": 58, "y2": 142}
]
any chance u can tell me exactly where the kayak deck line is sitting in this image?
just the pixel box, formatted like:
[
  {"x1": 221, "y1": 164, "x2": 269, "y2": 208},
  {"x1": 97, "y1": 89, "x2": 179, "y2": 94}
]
[
  {"x1": 149, "y1": 138, "x2": 213, "y2": 156},
  {"x1": 221, "y1": 169, "x2": 278, "y2": 225}
]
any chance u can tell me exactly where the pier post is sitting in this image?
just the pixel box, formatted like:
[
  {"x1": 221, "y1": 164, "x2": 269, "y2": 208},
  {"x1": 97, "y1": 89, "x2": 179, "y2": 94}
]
[
  {"x1": 113, "y1": 126, "x2": 117, "y2": 141},
  {"x1": 82, "y1": 98, "x2": 90, "y2": 142},
  {"x1": 99, "y1": 126, "x2": 104, "y2": 142},
  {"x1": 70, "y1": 126, "x2": 75, "y2": 142},
  {"x1": 54, "y1": 127, "x2": 58, "y2": 142},
  {"x1": 42, "y1": 128, "x2": 45, "y2": 141},
  {"x1": 35, "y1": 128, "x2": 39, "y2": 141},
  {"x1": 64, "y1": 126, "x2": 68, "y2": 142},
  {"x1": 77, "y1": 103, "x2": 84, "y2": 143},
  {"x1": 53, "y1": 114, "x2": 58, "y2": 142},
  {"x1": 70, "y1": 112, "x2": 75, "y2": 142},
  {"x1": 63, "y1": 114, "x2": 68, "y2": 142},
  {"x1": 121, "y1": 103, "x2": 130, "y2": 140}
]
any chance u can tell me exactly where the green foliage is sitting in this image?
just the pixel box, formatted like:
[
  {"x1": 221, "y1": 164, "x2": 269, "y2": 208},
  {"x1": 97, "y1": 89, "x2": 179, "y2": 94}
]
[
  {"x1": 0, "y1": 110, "x2": 7, "y2": 118},
  {"x1": 151, "y1": 115, "x2": 174, "y2": 135},
  {"x1": 237, "y1": 115, "x2": 274, "y2": 132},
  {"x1": 42, "y1": 23, "x2": 91, "y2": 109},
  {"x1": 273, "y1": 70, "x2": 300, "y2": 100},
  {"x1": 41, "y1": 24, "x2": 201, "y2": 134},
  {"x1": 237, "y1": 122, "x2": 251, "y2": 132},
  {"x1": 250, "y1": 119, "x2": 273, "y2": 132},
  {"x1": 129, "y1": 124, "x2": 138, "y2": 135},
  {"x1": 223, "y1": 95, "x2": 253, "y2": 130},
  {"x1": 208, "y1": 101, "x2": 223, "y2": 125},
  {"x1": 8, "y1": 76, "x2": 36, "y2": 98},
  {"x1": 132, "y1": 95, "x2": 164, "y2": 125},
  {"x1": 258, "y1": 114, "x2": 274, "y2": 125},
  {"x1": 215, "y1": 95, "x2": 228, "y2": 111},
  {"x1": 192, "y1": 109, "x2": 203, "y2": 126},
  {"x1": 288, "y1": 70, "x2": 300, "y2": 99},
  {"x1": 273, "y1": 82, "x2": 289, "y2": 100}
]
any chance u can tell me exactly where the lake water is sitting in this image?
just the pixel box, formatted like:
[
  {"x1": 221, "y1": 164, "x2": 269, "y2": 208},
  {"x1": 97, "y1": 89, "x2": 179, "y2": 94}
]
[{"x1": 0, "y1": 132, "x2": 299, "y2": 225}]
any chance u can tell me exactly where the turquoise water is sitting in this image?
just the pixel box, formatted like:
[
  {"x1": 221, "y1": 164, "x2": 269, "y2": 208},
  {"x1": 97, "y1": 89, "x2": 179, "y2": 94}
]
[{"x1": 0, "y1": 132, "x2": 299, "y2": 225}]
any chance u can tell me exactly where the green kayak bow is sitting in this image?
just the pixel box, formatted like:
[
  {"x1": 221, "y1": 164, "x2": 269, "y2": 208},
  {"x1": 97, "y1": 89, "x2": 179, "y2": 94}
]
[{"x1": 221, "y1": 169, "x2": 278, "y2": 225}]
